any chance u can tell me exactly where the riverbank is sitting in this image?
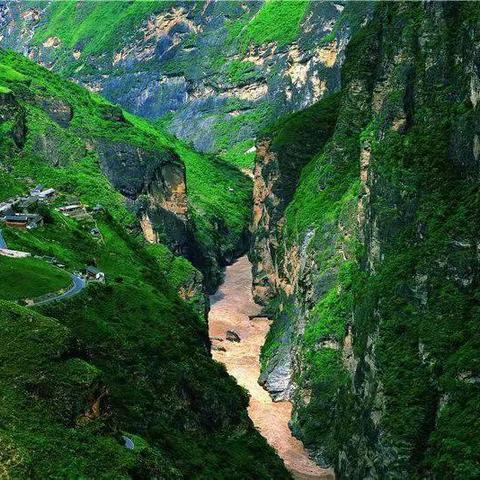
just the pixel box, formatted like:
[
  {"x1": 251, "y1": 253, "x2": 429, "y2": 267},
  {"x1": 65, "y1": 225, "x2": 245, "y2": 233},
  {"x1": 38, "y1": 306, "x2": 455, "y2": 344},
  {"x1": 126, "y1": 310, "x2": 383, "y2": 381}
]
[{"x1": 208, "y1": 256, "x2": 334, "y2": 480}]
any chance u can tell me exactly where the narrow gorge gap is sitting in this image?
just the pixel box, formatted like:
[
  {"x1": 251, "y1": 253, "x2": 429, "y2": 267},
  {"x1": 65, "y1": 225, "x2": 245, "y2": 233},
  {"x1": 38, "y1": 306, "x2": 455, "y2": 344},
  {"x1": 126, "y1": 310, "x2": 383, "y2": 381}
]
[{"x1": 208, "y1": 256, "x2": 335, "y2": 480}]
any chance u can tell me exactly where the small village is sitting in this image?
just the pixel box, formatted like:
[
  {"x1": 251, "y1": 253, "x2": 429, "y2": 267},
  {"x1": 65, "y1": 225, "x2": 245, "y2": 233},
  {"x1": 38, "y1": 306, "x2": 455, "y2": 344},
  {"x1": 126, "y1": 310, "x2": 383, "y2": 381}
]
[{"x1": 0, "y1": 184, "x2": 106, "y2": 305}]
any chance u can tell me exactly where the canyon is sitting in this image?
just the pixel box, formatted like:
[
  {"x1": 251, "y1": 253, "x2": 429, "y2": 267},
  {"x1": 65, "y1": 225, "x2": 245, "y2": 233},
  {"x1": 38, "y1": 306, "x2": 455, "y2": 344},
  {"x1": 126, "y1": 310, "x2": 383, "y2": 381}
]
[{"x1": 0, "y1": 1, "x2": 479, "y2": 479}]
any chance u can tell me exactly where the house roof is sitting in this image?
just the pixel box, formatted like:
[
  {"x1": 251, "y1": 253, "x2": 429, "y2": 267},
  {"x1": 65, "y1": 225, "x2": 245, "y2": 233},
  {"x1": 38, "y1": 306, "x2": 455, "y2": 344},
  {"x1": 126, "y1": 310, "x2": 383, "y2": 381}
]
[
  {"x1": 86, "y1": 266, "x2": 101, "y2": 274},
  {"x1": 0, "y1": 203, "x2": 13, "y2": 213},
  {"x1": 5, "y1": 214, "x2": 28, "y2": 222},
  {"x1": 5, "y1": 214, "x2": 42, "y2": 223},
  {"x1": 59, "y1": 204, "x2": 83, "y2": 211}
]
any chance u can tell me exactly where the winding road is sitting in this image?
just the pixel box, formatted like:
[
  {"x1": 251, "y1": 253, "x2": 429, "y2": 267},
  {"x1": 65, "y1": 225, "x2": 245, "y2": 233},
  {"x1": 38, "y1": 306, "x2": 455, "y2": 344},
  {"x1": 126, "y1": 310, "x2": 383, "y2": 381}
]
[
  {"x1": 209, "y1": 256, "x2": 335, "y2": 480},
  {"x1": 0, "y1": 227, "x2": 86, "y2": 306},
  {"x1": 30, "y1": 274, "x2": 86, "y2": 306}
]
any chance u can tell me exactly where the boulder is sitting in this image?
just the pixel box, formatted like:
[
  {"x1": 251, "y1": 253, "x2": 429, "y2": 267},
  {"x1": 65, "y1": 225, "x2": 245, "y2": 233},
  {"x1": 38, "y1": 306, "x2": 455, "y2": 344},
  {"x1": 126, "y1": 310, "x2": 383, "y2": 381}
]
[{"x1": 226, "y1": 330, "x2": 241, "y2": 342}]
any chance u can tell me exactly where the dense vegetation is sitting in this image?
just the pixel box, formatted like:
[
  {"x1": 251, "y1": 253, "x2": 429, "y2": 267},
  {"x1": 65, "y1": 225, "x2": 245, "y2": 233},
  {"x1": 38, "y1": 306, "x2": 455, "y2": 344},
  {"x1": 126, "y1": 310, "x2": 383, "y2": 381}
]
[
  {"x1": 0, "y1": 256, "x2": 71, "y2": 302},
  {"x1": 0, "y1": 49, "x2": 251, "y2": 288},
  {"x1": 2, "y1": 2, "x2": 478, "y2": 479},
  {"x1": 31, "y1": 0, "x2": 173, "y2": 58},
  {"x1": 229, "y1": 0, "x2": 310, "y2": 50},
  {"x1": 257, "y1": 2, "x2": 480, "y2": 479}
]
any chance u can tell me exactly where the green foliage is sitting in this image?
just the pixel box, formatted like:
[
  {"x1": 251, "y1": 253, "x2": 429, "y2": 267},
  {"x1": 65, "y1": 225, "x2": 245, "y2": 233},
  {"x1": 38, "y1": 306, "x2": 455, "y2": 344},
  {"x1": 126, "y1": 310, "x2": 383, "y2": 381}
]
[
  {"x1": 214, "y1": 103, "x2": 274, "y2": 169},
  {"x1": 220, "y1": 138, "x2": 256, "y2": 170},
  {"x1": 225, "y1": 60, "x2": 258, "y2": 85},
  {"x1": 233, "y1": 0, "x2": 310, "y2": 49},
  {"x1": 0, "y1": 49, "x2": 252, "y2": 286},
  {"x1": 0, "y1": 63, "x2": 26, "y2": 82},
  {"x1": 0, "y1": 256, "x2": 71, "y2": 301},
  {"x1": 259, "y1": 2, "x2": 480, "y2": 478},
  {"x1": 304, "y1": 261, "x2": 358, "y2": 345},
  {"x1": 32, "y1": 1, "x2": 171, "y2": 57},
  {"x1": 0, "y1": 171, "x2": 23, "y2": 200},
  {"x1": 0, "y1": 301, "x2": 137, "y2": 479},
  {"x1": 0, "y1": 47, "x2": 289, "y2": 478}
]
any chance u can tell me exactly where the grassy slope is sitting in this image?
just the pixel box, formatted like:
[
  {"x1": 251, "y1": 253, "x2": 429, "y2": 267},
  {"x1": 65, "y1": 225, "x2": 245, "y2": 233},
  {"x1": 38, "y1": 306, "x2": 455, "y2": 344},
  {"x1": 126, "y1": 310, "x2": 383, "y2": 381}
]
[
  {"x1": 0, "y1": 210, "x2": 289, "y2": 478},
  {"x1": 0, "y1": 49, "x2": 251, "y2": 282},
  {"x1": 228, "y1": 0, "x2": 309, "y2": 50},
  {"x1": 0, "y1": 279, "x2": 289, "y2": 479},
  {"x1": 0, "y1": 256, "x2": 71, "y2": 301},
  {"x1": 31, "y1": 0, "x2": 172, "y2": 57}
]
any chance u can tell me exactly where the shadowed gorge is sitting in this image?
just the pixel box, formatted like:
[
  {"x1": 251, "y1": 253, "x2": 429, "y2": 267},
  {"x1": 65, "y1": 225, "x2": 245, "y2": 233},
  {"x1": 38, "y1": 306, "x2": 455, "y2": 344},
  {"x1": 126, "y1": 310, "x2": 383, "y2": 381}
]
[{"x1": 0, "y1": 1, "x2": 479, "y2": 479}]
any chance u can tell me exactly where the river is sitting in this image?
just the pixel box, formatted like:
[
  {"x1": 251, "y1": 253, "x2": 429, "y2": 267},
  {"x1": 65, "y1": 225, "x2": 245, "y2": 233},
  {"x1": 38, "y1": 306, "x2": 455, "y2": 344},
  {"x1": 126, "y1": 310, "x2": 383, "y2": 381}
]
[{"x1": 208, "y1": 256, "x2": 334, "y2": 480}]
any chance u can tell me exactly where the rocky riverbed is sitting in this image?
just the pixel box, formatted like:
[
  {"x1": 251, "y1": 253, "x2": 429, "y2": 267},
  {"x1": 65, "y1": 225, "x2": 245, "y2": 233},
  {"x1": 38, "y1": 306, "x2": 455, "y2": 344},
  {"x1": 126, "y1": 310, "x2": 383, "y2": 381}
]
[{"x1": 209, "y1": 256, "x2": 334, "y2": 480}]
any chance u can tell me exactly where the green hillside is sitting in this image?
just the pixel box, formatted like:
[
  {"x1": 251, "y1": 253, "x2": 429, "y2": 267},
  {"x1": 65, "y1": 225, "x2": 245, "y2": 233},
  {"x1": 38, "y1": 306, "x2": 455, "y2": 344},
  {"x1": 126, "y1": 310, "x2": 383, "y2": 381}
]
[
  {"x1": 0, "y1": 49, "x2": 251, "y2": 288},
  {"x1": 0, "y1": 256, "x2": 71, "y2": 302},
  {"x1": 0, "y1": 49, "x2": 288, "y2": 479}
]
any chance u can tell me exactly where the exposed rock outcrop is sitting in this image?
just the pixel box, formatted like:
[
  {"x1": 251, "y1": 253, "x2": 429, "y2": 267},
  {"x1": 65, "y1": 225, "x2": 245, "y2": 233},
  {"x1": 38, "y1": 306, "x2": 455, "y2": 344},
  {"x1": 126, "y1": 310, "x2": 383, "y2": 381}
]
[
  {"x1": 0, "y1": 1, "x2": 363, "y2": 159},
  {"x1": 0, "y1": 89, "x2": 27, "y2": 148},
  {"x1": 96, "y1": 140, "x2": 189, "y2": 254},
  {"x1": 35, "y1": 96, "x2": 73, "y2": 128}
]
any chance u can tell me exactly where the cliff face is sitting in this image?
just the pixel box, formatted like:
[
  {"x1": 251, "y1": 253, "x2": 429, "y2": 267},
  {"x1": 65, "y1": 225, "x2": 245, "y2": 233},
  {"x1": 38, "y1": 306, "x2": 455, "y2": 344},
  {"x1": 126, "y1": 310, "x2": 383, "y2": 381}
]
[
  {"x1": 95, "y1": 138, "x2": 189, "y2": 254},
  {"x1": 0, "y1": 87, "x2": 27, "y2": 148},
  {"x1": 252, "y1": 3, "x2": 480, "y2": 479},
  {"x1": 0, "y1": 1, "x2": 368, "y2": 168}
]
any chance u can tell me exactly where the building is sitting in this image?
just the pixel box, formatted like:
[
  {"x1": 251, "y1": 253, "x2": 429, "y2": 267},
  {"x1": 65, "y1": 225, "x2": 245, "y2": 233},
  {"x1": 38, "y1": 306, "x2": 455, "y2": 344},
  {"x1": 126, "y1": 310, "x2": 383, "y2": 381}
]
[
  {"x1": 30, "y1": 184, "x2": 44, "y2": 195},
  {"x1": 0, "y1": 202, "x2": 14, "y2": 219},
  {"x1": 17, "y1": 196, "x2": 38, "y2": 212},
  {"x1": 84, "y1": 266, "x2": 105, "y2": 283},
  {"x1": 4, "y1": 214, "x2": 43, "y2": 230},
  {"x1": 58, "y1": 204, "x2": 87, "y2": 218},
  {"x1": 36, "y1": 188, "x2": 56, "y2": 200}
]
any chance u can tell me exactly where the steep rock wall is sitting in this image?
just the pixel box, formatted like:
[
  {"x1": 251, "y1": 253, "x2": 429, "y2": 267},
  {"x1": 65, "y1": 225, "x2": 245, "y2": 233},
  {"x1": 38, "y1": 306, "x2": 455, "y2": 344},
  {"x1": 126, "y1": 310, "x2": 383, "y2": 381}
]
[
  {"x1": 95, "y1": 139, "x2": 189, "y2": 254},
  {"x1": 0, "y1": 1, "x2": 370, "y2": 167},
  {"x1": 252, "y1": 3, "x2": 480, "y2": 479}
]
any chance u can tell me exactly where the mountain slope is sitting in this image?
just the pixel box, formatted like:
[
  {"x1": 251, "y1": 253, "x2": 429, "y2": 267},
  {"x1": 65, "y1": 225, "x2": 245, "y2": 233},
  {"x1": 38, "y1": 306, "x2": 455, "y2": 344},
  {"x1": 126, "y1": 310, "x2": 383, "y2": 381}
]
[
  {"x1": 0, "y1": 0, "x2": 371, "y2": 168},
  {"x1": 251, "y1": 2, "x2": 480, "y2": 478},
  {"x1": 0, "y1": 48, "x2": 289, "y2": 479},
  {"x1": 0, "y1": 48, "x2": 251, "y2": 289}
]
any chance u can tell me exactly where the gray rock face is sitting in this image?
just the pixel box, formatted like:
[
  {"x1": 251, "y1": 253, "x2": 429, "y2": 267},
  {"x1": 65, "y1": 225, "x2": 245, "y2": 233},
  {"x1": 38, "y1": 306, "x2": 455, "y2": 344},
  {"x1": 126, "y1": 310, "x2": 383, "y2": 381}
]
[
  {"x1": 96, "y1": 139, "x2": 189, "y2": 254},
  {"x1": 35, "y1": 96, "x2": 73, "y2": 128},
  {"x1": 95, "y1": 139, "x2": 181, "y2": 200},
  {"x1": 258, "y1": 344, "x2": 293, "y2": 401},
  {"x1": 0, "y1": 1, "x2": 359, "y2": 159},
  {"x1": 0, "y1": 90, "x2": 27, "y2": 148}
]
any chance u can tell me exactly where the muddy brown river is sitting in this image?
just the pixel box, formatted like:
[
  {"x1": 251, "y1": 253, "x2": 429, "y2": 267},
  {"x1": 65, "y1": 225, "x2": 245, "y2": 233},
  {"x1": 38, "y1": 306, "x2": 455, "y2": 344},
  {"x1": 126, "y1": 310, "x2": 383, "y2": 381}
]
[{"x1": 209, "y1": 256, "x2": 334, "y2": 480}]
